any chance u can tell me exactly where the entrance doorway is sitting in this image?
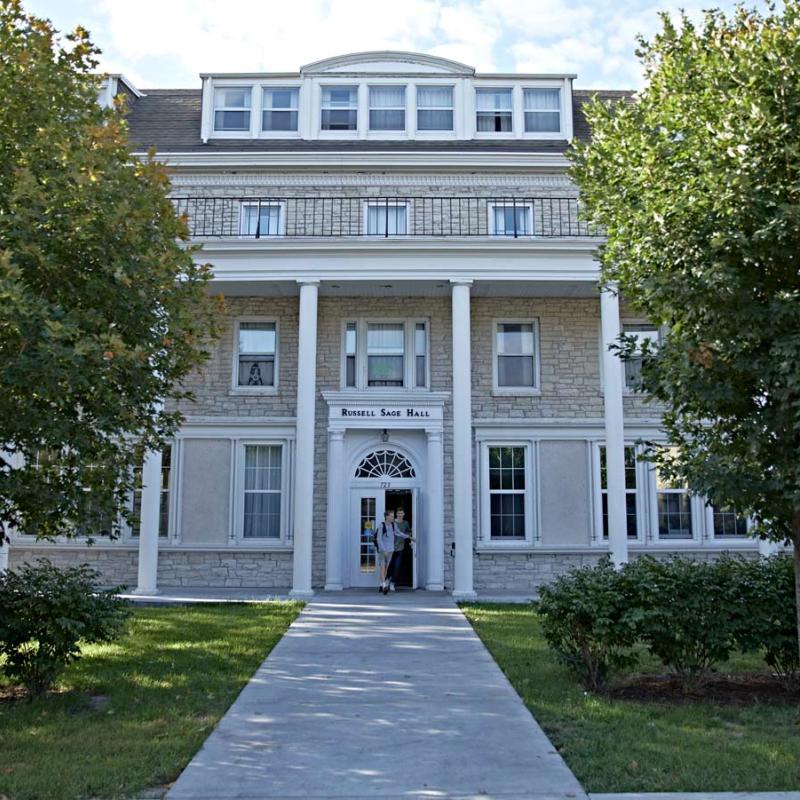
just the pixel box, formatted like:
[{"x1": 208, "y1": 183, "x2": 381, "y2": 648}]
[{"x1": 350, "y1": 487, "x2": 418, "y2": 589}]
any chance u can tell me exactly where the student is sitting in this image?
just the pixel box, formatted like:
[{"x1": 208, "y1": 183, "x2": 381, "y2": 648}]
[
  {"x1": 387, "y1": 507, "x2": 412, "y2": 592},
  {"x1": 375, "y1": 510, "x2": 395, "y2": 595}
]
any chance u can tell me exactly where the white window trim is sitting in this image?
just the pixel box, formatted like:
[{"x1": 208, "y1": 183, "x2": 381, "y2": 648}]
[
  {"x1": 239, "y1": 201, "x2": 286, "y2": 237},
  {"x1": 260, "y1": 85, "x2": 301, "y2": 137},
  {"x1": 491, "y1": 317, "x2": 541, "y2": 396},
  {"x1": 362, "y1": 199, "x2": 413, "y2": 236},
  {"x1": 591, "y1": 442, "x2": 646, "y2": 545},
  {"x1": 477, "y1": 440, "x2": 536, "y2": 549},
  {"x1": 231, "y1": 317, "x2": 280, "y2": 395},
  {"x1": 487, "y1": 202, "x2": 535, "y2": 237},
  {"x1": 339, "y1": 318, "x2": 430, "y2": 392},
  {"x1": 414, "y1": 84, "x2": 455, "y2": 135},
  {"x1": 233, "y1": 440, "x2": 292, "y2": 546},
  {"x1": 521, "y1": 82, "x2": 566, "y2": 139},
  {"x1": 212, "y1": 85, "x2": 253, "y2": 136},
  {"x1": 474, "y1": 85, "x2": 515, "y2": 137}
]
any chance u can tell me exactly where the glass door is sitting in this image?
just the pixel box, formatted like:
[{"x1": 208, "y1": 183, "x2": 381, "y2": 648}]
[{"x1": 350, "y1": 490, "x2": 385, "y2": 587}]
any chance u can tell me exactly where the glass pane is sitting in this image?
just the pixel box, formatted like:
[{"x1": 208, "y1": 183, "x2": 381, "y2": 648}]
[
  {"x1": 215, "y1": 87, "x2": 251, "y2": 108},
  {"x1": 243, "y1": 492, "x2": 280, "y2": 538},
  {"x1": 369, "y1": 86, "x2": 405, "y2": 107},
  {"x1": 245, "y1": 445, "x2": 281, "y2": 491},
  {"x1": 263, "y1": 88, "x2": 297, "y2": 109},
  {"x1": 477, "y1": 112, "x2": 512, "y2": 132},
  {"x1": 601, "y1": 492, "x2": 638, "y2": 539},
  {"x1": 493, "y1": 207, "x2": 531, "y2": 235},
  {"x1": 658, "y1": 493, "x2": 692, "y2": 538},
  {"x1": 241, "y1": 205, "x2": 281, "y2": 236},
  {"x1": 625, "y1": 357, "x2": 643, "y2": 390},
  {"x1": 360, "y1": 496, "x2": 377, "y2": 573},
  {"x1": 476, "y1": 89, "x2": 512, "y2": 111},
  {"x1": 368, "y1": 355, "x2": 404, "y2": 386},
  {"x1": 238, "y1": 357, "x2": 274, "y2": 387},
  {"x1": 490, "y1": 493, "x2": 525, "y2": 538},
  {"x1": 215, "y1": 109, "x2": 250, "y2": 131},
  {"x1": 498, "y1": 356, "x2": 534, "y2": 387},
  {"x1": 417, "y1": 109, "x2": 453, "y2": 131},
  {"x1": 239, "y1": 322, "x2": 276, "y2": 355},
  {"x1": 322, "y1": 86, "x2": 357, "y2": 107},
  {"x1": 366, "y1": 205, "x2": 407, "y2": 234},
  {"x1": 321, "y1": 109, "x2": 357, "y2": 130},
  {"x1": 524, "y1": 88, "x2": 560, "y2": 111},
  {"x1": 497, "y1": 323, "x2": 534, "y2": 355},
  {"x1": 525, "y1": 111, "x2": 560, "y2": 133},
  {"x1": 367, "y1": 323, "x2": 404, "y2": 353},
  {"x1": 416, "y1": 355, "x2": 426, "y2": 388},
  {"x1": 263, "y1": 110, "x2": 298, "y2": 131},
  {"x1": 346, "y1": 355, "x2": 356, "y2": 388},
  {"x1": 713, "y1": 506, "x2": 748, "y2": 537},
  {"x1": 489, "y1": 447, "x2": 525, "y2": 490},
  {"x1": 345, "y1": 323, "x2": 357, "y2": 355},
  {"x1": 417, "y1": 86, "x2": 453, "y2": 107},
  {"x1": 369, "y1": 109, "x2": 405, "y2": 130}
]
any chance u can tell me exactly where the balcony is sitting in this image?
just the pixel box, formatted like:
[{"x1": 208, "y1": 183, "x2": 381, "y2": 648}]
[{"x1": 172, "y1": 196, "x2": 601, "y2": 239}]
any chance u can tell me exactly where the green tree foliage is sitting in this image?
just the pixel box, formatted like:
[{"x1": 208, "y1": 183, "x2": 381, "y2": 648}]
[
  {"x1": 0, "y1": 2, "x2": 220, "y2": 540},
  {"x1": 570, "y1": 3, "x2": 800, "y2": 655}
]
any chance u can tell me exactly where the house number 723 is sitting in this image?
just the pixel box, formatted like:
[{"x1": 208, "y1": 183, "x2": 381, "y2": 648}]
[{"x1": 380, "y1": 481, "x2": 391, "y2": 489}]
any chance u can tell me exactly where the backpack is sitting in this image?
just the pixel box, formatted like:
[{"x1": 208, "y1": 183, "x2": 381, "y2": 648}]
[{"x1": 371, "y1": 522, "x2": 386, "y2": 549}]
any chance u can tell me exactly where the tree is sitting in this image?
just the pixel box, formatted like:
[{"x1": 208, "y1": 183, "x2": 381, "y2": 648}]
[
  {"x1": 570, "y1": 3, "x2": 800, "y2": 654},
  {"x1": 0, "y1": 2, "x2": 220, "y2": 542}
]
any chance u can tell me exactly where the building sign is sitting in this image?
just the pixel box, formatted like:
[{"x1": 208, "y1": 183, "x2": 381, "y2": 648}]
[{"x1": 340, "y1": 406, "x2": 434, "y2": 419}]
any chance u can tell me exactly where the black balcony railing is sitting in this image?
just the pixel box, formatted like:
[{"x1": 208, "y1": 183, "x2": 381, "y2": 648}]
[{"x1": 171, "y1": 196, "x2": 602, "y2": 239}]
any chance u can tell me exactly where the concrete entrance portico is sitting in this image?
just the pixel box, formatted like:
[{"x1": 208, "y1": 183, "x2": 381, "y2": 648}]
[{"x1": 166, "y1": 592, "x2": 587, "y2": 800}]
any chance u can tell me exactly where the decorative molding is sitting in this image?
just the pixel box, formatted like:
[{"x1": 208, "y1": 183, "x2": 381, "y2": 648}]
[{"x1": 301, "y1": 50, "x2": 476, "y2": 76}]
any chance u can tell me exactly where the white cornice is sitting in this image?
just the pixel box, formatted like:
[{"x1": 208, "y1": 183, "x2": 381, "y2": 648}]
[
  {"x1": 142, "y1": 151, "x2": 572, "y2": 170},
  {"x1": 168, "y1": 173, "x2": 576, "y2": 189}
]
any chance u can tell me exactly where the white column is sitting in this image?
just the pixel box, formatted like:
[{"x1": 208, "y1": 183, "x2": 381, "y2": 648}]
[
  {"x1": 451, "y1": 280, "x2": 476, "y2": 599},
  {"x1": 291, "y1": 280, "x2": 319, "y2": 598},
  {"x1": 600, "y1": 284, "x2": 629, "y2": 567},
  {"x1": 425, "y1": 428, "x2": 445, "y2": 591},
  {"x1": 134, "y1": 448, "x2": 163, "y2": 594},
  {"x1": 758, "y1": 537, "x2": 781, "y2": 557},
  {"x1": 324, "y1": 429, "x2": 345, "y2": 590}
]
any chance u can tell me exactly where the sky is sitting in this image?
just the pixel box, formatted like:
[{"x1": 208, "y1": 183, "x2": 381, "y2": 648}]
[{"x1": 25, "y1": 0, "x2": 758, "y2": 90}]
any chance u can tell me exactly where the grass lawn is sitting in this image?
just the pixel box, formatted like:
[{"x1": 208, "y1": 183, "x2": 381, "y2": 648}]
[
  {"x1": 462, "y1": 603, "x2": 800, "y2": 793},
  {"x1": 0, "y1": 602, "x2": 302, "y2": 800}
]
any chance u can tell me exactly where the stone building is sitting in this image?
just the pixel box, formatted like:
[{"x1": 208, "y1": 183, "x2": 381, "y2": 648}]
[{"x1": 6, "y1": 52, "x2": 775, "y2": 597}]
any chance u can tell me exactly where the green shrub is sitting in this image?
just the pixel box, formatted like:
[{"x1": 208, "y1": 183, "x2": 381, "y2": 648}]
[
  {"x1": 538, "y1": 557, "x2": 639, "y2": 690},
  {"x1": 623, "y1": 556, "x2": 740, "y2": 687},
  {"x1": 729, "y1": 555, "x2": 798, "y2": 682},
  {"x1": 0, "y1": 559, "x2": 130, "y2": 697}
]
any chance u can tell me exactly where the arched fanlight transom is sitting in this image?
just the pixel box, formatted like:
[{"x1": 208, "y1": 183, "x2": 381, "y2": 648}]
[{"x1": 354, "y1": 449, "x2": 416, "y2": 479}]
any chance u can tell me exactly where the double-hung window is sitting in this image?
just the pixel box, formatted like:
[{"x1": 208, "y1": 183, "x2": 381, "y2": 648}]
[
  {"x1": 321, "y1": 86, "x2": 358, "y2": 131},
  {"x1": 365, "y1": 201, "x2": 408, "y2": 235},
  {"x1": 476, "y1": 88, "x2": 512, "y2": 132},
  {"x1": 242, "y1": 444, "x2": 282, "y2": 538},
  {"x1": 622, "y1": 324, "x2": 659, "y2": 391},
  {"x1": 131, "y1": 446, "x2": 172, "y2": 538},
  {"x1": 343, "y1": 319, "x2": 429, "y2": 390},
  {"x1": 710, "y1": 505, "x2": 748, "y2": 538},
  {"x1": 488, "y1": 446, "x2": 527, "y2": 539},
  {"x1": 494, "y1": 321, "x2": 538, "y2": 391},
  {"x1": 240, "y1": 203, "x2": 283, "y2": 237},
  {"x1": 524, "y1": 88, "x2": 561, "y2": 133},
  {"x1": 369, "y1": 86, "x2": 405, "y2": 131},
  {"x1": 599, "y1": 445, "x2": 638, "y2": 539},
  {"x1": 490, "y1": 203, "x2": 533, "y2": 236},
  {"x1": 214, "y1": 87, "x2": 251, "y2": 132},
  {"x1": 656, "y1": 464, "x2": 693, "y2": 539},
  {"x1": 236, "y1": 321, "x2": 277, "y2": 389},
  {"x1": 262, "y1": 87, "x2": 298, "y2": 132},
  {"x1": 416, "y1": 86, "x2": 453, "y2": 131}
]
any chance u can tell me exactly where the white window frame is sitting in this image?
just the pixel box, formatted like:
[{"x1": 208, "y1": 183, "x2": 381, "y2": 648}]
[
  {"x1": 622, "y1": 323, "x2": 660, "y2": 394},
  {"x1": 703, "y1": 503, "x2": 752, "y2": 543},
  {"x1": 339, "y1": 318, "x2": 430, "y2": 391},
  {"x1": 239, "y1": 201, "x2": 286, "y2": 237},
  {"x1": 414, "y1": 84, "x2": 455, "y2": 134},
  {"x1": 261, "y1": 86, "x2": 300, "y2": 135},
  {"x1": 491, "y1": 318, "x2": 541, "y2": 396},
  {"x1": 647, "y1": 459, "x2": 703, "y2": 544},
  {"x1": 234, "y1": 440, "x2": 291, "y2": 545},
  {"x1": 231, "y1": 317, "x2": 279, "y2": 395},
  {"x1": 362, "y1": 200, "x2": 412, "y2": 236},
  {"x1": 478, "y1": 440, "x2": 536, "y2": 548},
  {"x1": 367, "y1": 84, "x2": 406, "y2": 133},
  {"x1": 488, "y1": 202, "x2": 534, "y2": 237},
  {"x1": 591, "y1": 442, "x2": 646, "y2": 544},
  {"x1": 212, "y1": 85, "x2": 253, "y2": 135},
  {"x1": 127, "y1": 444, "x2": 175, "y2": 541},
  {"x1": 320, "y1": 84, "x2": 360, "y2": 134},
  {"x1": 474, "y1": 86, "x2": 514, "y2": 136},
  {"x1": 522, "y1": 85, "x2": 563, "y2": 136}
]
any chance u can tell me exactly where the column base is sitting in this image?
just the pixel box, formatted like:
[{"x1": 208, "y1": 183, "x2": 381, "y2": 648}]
[
  {"x1": 323, "y1": 583, "x2": 343, "y2": 591},
  {"x1": 451, "y1": 590, "x2": 478, "y2": 601},
  {"x1": 289, "y1": 588, "x2": 315, "y2": 599},
  {"x1": 425, "y1": 583, "x2": 445, "y2": 592},
  {"x1": 131, "y1": 586, "x2": 160, "y2": 596}
]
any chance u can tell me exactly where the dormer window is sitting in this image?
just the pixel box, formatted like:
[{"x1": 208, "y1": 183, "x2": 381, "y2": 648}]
[
  {"x1": 321, "y1": 86, "x2": 358, "y2": 131},
  {"x1": 262, "y1": 88, "x2": 299, "y2": 132},
  {"x1": 476, "y1": 88, "x2": 512, "y2": 133},
  {"x1": 214, "y1": 87, "x2": 251, "y2": 132},
  {"x1": 416, "y1": 86, "x2": 453, "y2": 131},
  {"x1": 369, "y1": 86, "x2": 405, "y2": 131},
  {"x1": 524, "y1": 88, "x2": 561, "y2": 133}
]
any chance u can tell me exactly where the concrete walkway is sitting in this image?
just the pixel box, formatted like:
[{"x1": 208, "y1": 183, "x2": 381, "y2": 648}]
[{"x1": 167, "y1": 592, "x2": 587, "y2": 800}]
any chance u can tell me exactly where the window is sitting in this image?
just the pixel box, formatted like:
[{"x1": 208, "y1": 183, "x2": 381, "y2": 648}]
[
  {"x1": 599, "y1": 445, "x2": 638, "y2": 539},
  {"x1": 495, "y1": 321, "x2": 537, "y2": 390},
  {"x1": 236, "y1": 321, "x2": 277, "y2": 388},
  {"x1": 343, "y1": 319, "x2": 429, "y2": 390},
  {"x1": 416, "y1": 86, "x2": 453, "y2": 131},
  {"x1": 240, "y1": 203, "x2": 282, "y2": 237},
  {"x1": 345, "y1": 323, "x2": 357, "y2": 388},
  {"x1": 214, "y1": 87, "x2": 251, "y2": 132},
  {"x1": 367, "y1": 323, "x2": 404, "y2": 386},
  {"x1": 476, "y1": 88, "x2": 512, "y2": 132},
  {"x1": 623, "y1": 325, "x2": 659, "y2": 391},
  {"x1": 488, "y1": 446, "x2": 526, "y2": 539},
  {"x1": 243, "y1": 445, "x2": 282, "y2": 538},
  {"x1": 262, "y1": 87, "x2": 298, "y2": 132},
  {"x1": 369, "y1": 86, "x2": 405, "y2": 131},
  {"x1": 656, "y1": 465, "x2": 692, "y2": 539},
  {"x1": 711, "y1": 505, "x2": 748, "y2": 538},
  {"x1": 321, "y1": 86, "x2": 357, "y2": 131},
  {"x1": 365, "y1": 201, "x2": 408, "y2": 235},
  {"x1": 490, "y1": 204, "x2": 533, "y2": 236},
  {"x1": 524, "y1": 88, "x2": 561, "y2": 133},
  {"x1": 131, "y1": 447, "x2": 172, "y2": 538}
]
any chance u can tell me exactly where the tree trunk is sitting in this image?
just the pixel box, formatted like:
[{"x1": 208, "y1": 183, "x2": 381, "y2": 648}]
[{"x1": 793, "y1": 512, "x2": 800, "y2": 668}]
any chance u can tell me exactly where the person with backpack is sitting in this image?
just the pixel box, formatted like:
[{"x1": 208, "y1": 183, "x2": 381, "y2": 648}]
[
  {"x1": 386, "y1": 506, "x2": 412, "y2": 592},
  {"x1": 374, "y1": 509, "x2": 396, "y2": 595}
]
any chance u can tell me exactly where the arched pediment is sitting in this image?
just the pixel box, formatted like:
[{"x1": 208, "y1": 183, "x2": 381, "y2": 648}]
[{"x1": 301, "y1": 51, "x2": 475, "y2": 76}]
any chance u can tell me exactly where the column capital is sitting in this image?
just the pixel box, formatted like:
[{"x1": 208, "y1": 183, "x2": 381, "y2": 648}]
[
  {"x1": 450, "y1": 279, "x2": 473, "y2": 288},
  {"x1": 329, "y1": 429, "x2": 345, "y2": 442},
  {"x1": 296, "y1": 279, "x2": 320, "y2": 288},
  {"x1": 600, "y1": 281, "x2": 620, "y2": 297},
  {"x1": 424, "y1": 428, "x2": 443, "y2": 442}
]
